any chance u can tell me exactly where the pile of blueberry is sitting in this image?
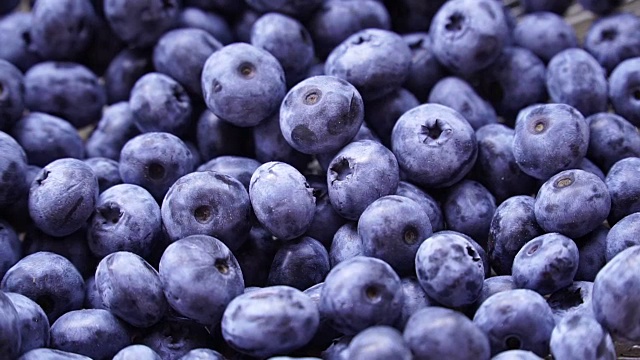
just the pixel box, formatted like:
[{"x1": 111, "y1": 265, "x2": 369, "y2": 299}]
[{"x1": 1, "y1": 0, "x2": 640, "y2": 359}]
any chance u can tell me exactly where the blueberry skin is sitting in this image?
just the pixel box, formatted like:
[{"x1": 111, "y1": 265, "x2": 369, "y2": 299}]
[
  {"x1": 85, "y1": 102, "x2": 140, "y2": 161},
  {"x1": 402, "y1": 33, "x2": 446, "y2": 102},
  {"x1": 1, "y1": 252, "x2": 85, "y2": 323},
  {"x1": 575, "y1": 225, "x2": 608, "y2": 282},
  {"x1": 521, "y1": 0, "x2": 573, "y2": 14},
  {"x1": 11, "y1": 113, "x2": 85, "y2": 167},
  {"x1": 18, "y1": 348, "x2": 92, "y2": 360},
  {"x1": 359, "y1": 195, "x2": 432, "y2": 275},
  {"x1": 255, "y1": 112, "x2": 314, "y2": 171},
  {"x1": 250, "y1": 161, "x2": 316, "y2": 240},
  {"x1": 119, "y1": 132, "x2": 194, "y2": 201},
  {"x1": 0, "y1": 164, "x2": 40, "y2": 232},
  {"x1": 5, "y1": 292, "x2": 50, "y2": 354},
  {"x1": 320, "y1": 256, "x2": 403, "y2": 335},
  {"x1": 221, "y1": 285, "x2": 319, "y2": 358},
  {"x1": 80, "y1": 16, "x2": 124, "y2": 77},
  {"x1": 593, "y1": 245, "x2": 640, "y2": 342},
  {"x1": 104, "y1": 49, "x2": 152, "y2": 105},
  {"x1": 162, "y1": 171, "x2": 251, "y2": 251},
  {"x1": 50, "y1": 309, "x2": 130, "y2": 360},
  {"x1": 235, "y1": 226, "x2": 280, "y2": 287},
  {"x1": 512, "y1": 233, "x2": 579, "y2": 296},
  {"x1": 473, "y1": 289, "x2": 556, "y2": 356},
  {"x1": 605, "y1": 212, "x2": 640, "y2": 262},
  {"x1": 392, "y1": 103, "x2": 477, "y2": 188},
  {"x1": 30, "y1": 0, "x2": 96, "y2": 61},
  {"x1": 329, "y1": 222, "x2": 363, "y2": 267},
  {"x1": 0, "y1": 220, "x2": 20, "y2": 280},
  {"x1": 113, "y1": 345, "x2": 162, "y2": 360},
  {"x1": 443, "y1": 180, "x2": 496, "y2": 248},
  {"x1": 307, "y1": 0, "x2": 390, "y2": 59},
  {"x1": 139, "y1": 319, "x2": 213, "y2": 360},
  {"x1": 245, "y1": 0, "x2": 322, "y2": 18},
  {"x1": 130, "y1": 72, "x2": 192, "y2": 136},
  {"x1": 178, "y1": 348, "x2": 225, "y2": 360},
  {"x1": 0, "y1": 12, "x2": 41, "y2": 72},
  {"x1": 0, "y1": 290, "x2": 21, "y2": 359},
  {"x1": 315, "y1": 121, "x2": 382, "y2": 172},
  {"x1": 154, "y1": 28, "x2": 223, "y2": 97},
  {"x1": 83, "y1": 157, "x2": 122, "y2": 193},
  {"x1": 473, "y1": 124, "x2": 538, "y2": 203},
  {"x1": 473, "y1": 275, "x2": 517, "y2": 310},
  {"x1": 584, "y1": 13, "x2": 640, "y2": 74},
  {"x1": 547, "y1": 281, "x2": 595, "y2": 323},
  {"x1": 346, "y1": 326, "x2": 411, "y2": 360},
  {"x1": 325, "y1": 28, "x2": 411, "y2": 101},
  {"x1": 251, "y1": 12, "x2": 315, "y2": 86},
  {"x1": 428, "y1": 77, "x2": 498, "y2": 130},
  {"x1": 24, "y1": 61, "x2": 106, "y2": 128},
  {"x1": 512, "y1": 103, "x2": 589, "y2": 180},
  {"x1": 321, "y1": 335, "x2": 352, "y2": 360},
  {"x1": 178, "y1": 7, "x2": 234, "y2": 45},
  {"x1": 159, "y1": 235, "x2": 244, "y2": 326},
  {"x1": 84, "y1": 276, "x2": 106, "y2": 310},
  {"x1": 201, "y1": 43, "x2": 286, "y2": 127},
  {"x1": 513, "y1": 12, "x2": 578, "y2": 63},
  {"x1": 415, "y1": 231, "x2": 485, "y2": 308},
  {"x1": 364, "y1": 88, "x2": 419, "y2": 147},
  {"x1": 491, "y1": 350, "x2": 544, "y2": 360},
  {"x1": 0, "y1": 59, "x2": 24, "y2": 131},
  {"x1": 196, "y1": 109, "x2": 252, "y2": 162},
  {"x1": 233, "y1": 8, "x2": 261, "y2": 43},
  {"x1": 395, "y1": 277, "x2": 433, "y2": 329},
  {"x1": 327, "y1": 140, "x2": 399, "y2": 220},
  {"x1": 0, "y1": 131, "x2": 28, "y2": 207},
  {"x1": 104, "y1": 0, "x2": 179, "y2": 48},
  {"x1": 404, "y1": 307, "x2": 491, "y2": 360},
  {"x1": 546, "y1": 48, "x2": 608, "y2": 117},
  {"x1": 609, "y1": 57, "x2": 640, "y2": 126},
  {"x1": 550, "y1": 313, "x2": 616, "y2": 360},
  {"x1": 577, "y1": 157, "x2": 605, "y2": 182},
  {"x1": 95, "y1": 251, "x2": 167, "y2": 328},
  {"x1": 268, "y1": 236, "x2": 329, "y2": 291},
  {"x1": 197, "y1": 157, "x2": 260, "y2": 193},
  {"x1": 395, "y1": 181, "x2": 445, "y2": 232},
  {"x1": 587, "y1": 112, "x2": 640, "y2": 172},
  {"x1": 606, "y1": 157, "x2": 640, "y2": 224},
  {"x1": 303, "y1": 175, "x2": 347, "y2": 247},
  {"x1": 429, "y1": 0, "x2": 509, "y2": 76},
  {"x1": 534, "y1": 169, "x2": 610, "y2": 238},
  {"x1": 29, "y1": 158, "x2": 99, "y2": 237}
]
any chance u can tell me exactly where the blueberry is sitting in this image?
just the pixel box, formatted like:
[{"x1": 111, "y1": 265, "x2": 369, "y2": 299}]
[
  {"x1": 18, "y1": 348, "x2": 92, "y2": 360},
  {"x1": 579, "y1": 0, "x2": 622, "y2": 15},
  {"x1": 221, "y1": 285, "x2": 319, "y2": 357},
  {"x1": 23, "y1": 62, "x2": 106, "y2": 128},
  {"x1": 0, "y1": 135, "x2": 27, "y2": 211},
  {"x1": 196, "y1": 109, "x2": 252, "y2": 162},
  {"x1": 385, "y1": 0, "x2": 446, "y2": 33},
  {"x1": 364, "y1": 88, "x2": 419, "y2": 147},
  {"x1": 0, "y1": 290, "x2": 21, "y2": 359},
  {"x1": 327, "y1": 139, "x2": 399, "y2": 219},
  {"x1": 584, "y1": 12, "x2": 640, "y2": 73},
  {"x1": 50, "y1": 309, "x2": 130, "y2": 360},
  {"x1": 320, "y1": 256, "x2": 403, "y2": 335},
  {"x1": 250, "y1": 161, "x2": 316, "y2": 240},
  {"x1": 178, "y1": 348, "x2": 225, "y2": 360},
  {"x1": 593, "y1": 245, "x2": 640, "y2": 341},
  {"x1": 473, "y1": 289, "x2": 556, "y2": 356},
  {"x1": 0, "y1": 220, "x2": 20, "y2": 279},
  {"x1": 442, "y1": 180, "x2": 496, "y2": 247},
  {"x1": 177, "y1": 7, "x2": 234, "y2": 45},
  {"x1": 234, "y1": 225, "x2": 280, "y2": 287},
  {"x1": 609, "y1": 57, "x2": 640, "y2": 127},
  {"x1": 307, "y1": 0, "x2": 391, "y2": 59},
  {"x1": 329, "y1": 222, "x2": 363, "y2": 267},
  {"x1": 83, "y1": 157, "x2": 122, "y2": 193},
  {"x1": 395, "y1": 181, "x2": 445, "y2": 232},
  {"x1": 512, "y1": 233, "x2": 579, "y2": 295},
  {"x1": 0, "y1": 59, "x2": 24, "y2": 131},
  {"x1": 12, "y1": 113, "x2": 85, "y2": 167},
  {"x1": 404, "y1": 307, "x2": 491, "y2": 360},
  {"x1": 395, "y1": 276, "x2": 433, "y2": 329},
  {"x1": 491, "y1": 350, "x2": 544, "y2": 360},
  {"x1": 103, "y1": 0, "x2": 179, "y2": 48},
  {"x1": 85, "y1": 102, "x2": 140, "y2": 161},
  {"x1": 104, "y1": 49, "x2": 153, "y2": 105},
  {"x1": 83, "y1": 276, "x2": 106, "y2": 310},
  {"x1": 153, "y1": 28, "x2": 223, "y2": 97},
  {"x1": 605, "y1": 212, "x2": 640, "y2": 261},
  {"x1": 5, "y1": 292, "x2": 50, "y2": 354},
  {"x1": 534, "y1": 169, "x2": 610, "y2": 238},
  {"x1": 576, "y1": 157, "x2": 606, "y2": 182},
  {"x1": 129, "y1": 72, "x2": 192, "y2": 136},
  {"x1": 512, "y1": 103, "x2": 589, "y2": 180},
  {"x1": 575, "y1": 225, "x2": 608, "y2": 282},
  {"x1": 268, "y1": 236, "x2": 330, "y2": 290},
  {"x1": 546, "y1": 281, "x2": 594, "y2": 323},
  {"x1": 415, "y1": 231, "x2": 485, "y2": 307},
  {"x1": 473, "y1": 275, "x2": 517, "y2": 310},
  {"x1": 29, "y1": 158, "x2": 98, "y2": 237},
  {"x1": 550, "y1": 313, "x2": 616, "y2": 360},
  {"x1": 233, "y1": 8, "x2": 261, "y2": 43},
  {"x1": 30, "y1": 0, "x2": 96, "y2": 61},
  {"x1": 113, "y1": 345, "x2": 162, "y2": 360},
  {"x1": 606, "y1": 157, "x2": 640, "y2": 224},
  {"x1": 546, "y1": 48, "x2": 608, "y2": 117},
  {"x1": 201, "y1": 43, "x2": 286, "y2": 127},
  {"x1": 321, "y1": 335, "x2": 352, "y2": 360},
  {"x1": 162, "y1": 171, "x2": 251, "y2": 250},
  {"x1": 80, "y1": 16, "x2": 124, "y2": 77},
  {"x1": 513, "y1": 12, "x2": 579, "y2": 63},
  {"x1": 429, "y1": 0, "x2": 509, "y2": 75},
  {"x1": 347, "y1": 326, "x2": 412, "y2": 360},
  {"x1": 521, "y1": 0, "x2": 573, "y2": 14},
  {"x1": 401, "y1": 33, "x2": 446, "y2": 102},
  {"x1": 0, "y1": 164, "x2": 40, "y2": 232},
  {"x1": 0, "y1": 12, "x2": 41, "y2": 72},
  {"x1": 251, "y1": 12, "x2": 315, "y2": 86},
  {"x1": 159, "y1": 235, "x2": 244, "y2": 326},
  {"x1": 586, "y1": 112, "x2": 640, "y2": 172},
  {"x1": 246, "y1": 0, "x2": 322, "y2": 18},
  {"x1": 303, "y1": 175, "x2": 347, "y2": 247},
  {"x1": 119, "y1": 132, "x2": 194, "y2": 201},
  {"x1": 392, "y1": 103, "x2": 477, "y2": 188},
  {"x1": 139, "y1": 319, "x2": 213, "y2": 360},
  {"x1": 428, "y1": 77, "x2": 498, "y2": 130}
]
